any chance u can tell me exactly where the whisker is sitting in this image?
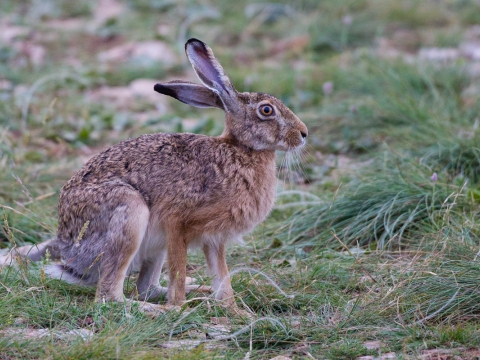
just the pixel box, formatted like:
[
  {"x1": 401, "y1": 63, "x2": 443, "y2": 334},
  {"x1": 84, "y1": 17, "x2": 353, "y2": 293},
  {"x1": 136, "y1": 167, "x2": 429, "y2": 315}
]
[
  {"x1": 299, "y1": 144, "x2": 316, "y2": 179},
  {"x1": 280, "y1": 152, "x2": 288, "y2": 179},
  {"x1": 290, "y1": 151, "x2": 300, "y2": 186},
  {"x1": 283, "y1": 151, "x2": 294, "y2": 187},
  {"x1": 278, "y1": 142, "x2": 314, "y2": 188},
  {"x1": 283, "y1": 152, "x2": 290, "y2": 187},
  {"x1": 290, "y1": 148, "x2": 308, "y2": 184},
  {"x1": 297, "y1": 151, "x2": 310, "y2": 182},
  {"x1": 278, "y1": 151, "x2": 288, "y2": 191},
  {"x1": 300, "y1": 146, "x2": 311, "y2": 162}
]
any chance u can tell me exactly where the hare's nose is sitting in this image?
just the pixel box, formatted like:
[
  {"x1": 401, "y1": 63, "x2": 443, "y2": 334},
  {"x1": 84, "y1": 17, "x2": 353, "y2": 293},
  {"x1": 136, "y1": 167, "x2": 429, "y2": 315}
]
[{"x1": 300, "y1": 130, "x2": 307, "y2": 138}]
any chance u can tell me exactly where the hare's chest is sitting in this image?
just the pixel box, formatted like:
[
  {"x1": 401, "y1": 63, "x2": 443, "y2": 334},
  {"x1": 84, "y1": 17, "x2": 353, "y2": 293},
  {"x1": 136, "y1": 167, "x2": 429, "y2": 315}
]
[{"x1": 210, "y1": 168, "x2": 277, "y2": 234}]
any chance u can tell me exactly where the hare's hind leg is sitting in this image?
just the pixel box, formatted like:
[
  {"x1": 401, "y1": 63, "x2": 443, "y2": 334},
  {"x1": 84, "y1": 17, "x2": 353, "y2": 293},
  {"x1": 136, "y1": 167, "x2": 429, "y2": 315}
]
[
  {"x1": 203, "y1": 242, "x2": 234, "y2": 305},
  {"x1": 95, "y1": 195, "x2": 150, "y2": 302}
]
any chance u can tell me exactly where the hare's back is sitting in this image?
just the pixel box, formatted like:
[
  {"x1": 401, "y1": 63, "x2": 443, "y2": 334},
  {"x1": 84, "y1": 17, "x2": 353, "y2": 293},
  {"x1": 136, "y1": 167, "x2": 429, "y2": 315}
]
[
  {"x1": 66, "y1": 132, "x2": 210, "y2": 187},
  {"x1": 63, "y1": 133, "x2": 261, "y2": 207}
]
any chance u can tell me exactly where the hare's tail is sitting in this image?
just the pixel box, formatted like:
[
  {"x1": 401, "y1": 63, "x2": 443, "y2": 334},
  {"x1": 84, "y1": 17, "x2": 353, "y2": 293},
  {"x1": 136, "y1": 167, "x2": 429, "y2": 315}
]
[
  {"x1": 26, "y1": 239, "x2": 60, "y2": 261},
  {"x1": 0, "y1": 239, "x2": 59, "y2": 266},
  {"x1": 0, "y1": 239, "x2": 95, "y2": 286},
  {"x1": 43, "y1": 264, "x2": 95, "y2": 286}
]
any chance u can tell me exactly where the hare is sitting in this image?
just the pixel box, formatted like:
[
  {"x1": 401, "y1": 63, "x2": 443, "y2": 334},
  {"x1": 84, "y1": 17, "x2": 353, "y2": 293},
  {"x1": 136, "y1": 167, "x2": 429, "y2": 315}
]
[{"x1": 20, "y1": 38, "x2": 308, "y2": 306}]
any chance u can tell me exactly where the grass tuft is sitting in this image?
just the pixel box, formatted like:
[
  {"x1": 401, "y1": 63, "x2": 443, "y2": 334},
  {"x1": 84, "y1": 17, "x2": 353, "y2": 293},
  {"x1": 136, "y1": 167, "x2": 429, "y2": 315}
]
[{"x1": 272, "y1": 153, "x2": 477, "y2": 250}]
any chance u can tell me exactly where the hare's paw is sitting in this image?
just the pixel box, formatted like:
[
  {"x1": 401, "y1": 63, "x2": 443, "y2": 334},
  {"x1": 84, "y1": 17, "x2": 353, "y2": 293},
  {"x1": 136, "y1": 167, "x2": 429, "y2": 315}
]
[{"x1": 137, "y1": 285, "x2": 168, "y2": 301}]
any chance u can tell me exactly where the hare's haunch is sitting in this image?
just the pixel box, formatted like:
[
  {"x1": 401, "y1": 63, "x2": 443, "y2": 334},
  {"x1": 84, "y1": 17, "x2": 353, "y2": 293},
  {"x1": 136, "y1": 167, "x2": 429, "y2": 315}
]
[{"x1": 26, "y1": 38, "x2": 308, "y2": 306}]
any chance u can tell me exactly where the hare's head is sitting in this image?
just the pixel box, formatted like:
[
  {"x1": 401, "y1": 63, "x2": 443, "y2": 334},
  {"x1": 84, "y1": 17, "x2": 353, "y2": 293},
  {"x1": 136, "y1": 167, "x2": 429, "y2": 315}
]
[{"x1": 154, "y1": 38, "x2": 307, "y2": 151}]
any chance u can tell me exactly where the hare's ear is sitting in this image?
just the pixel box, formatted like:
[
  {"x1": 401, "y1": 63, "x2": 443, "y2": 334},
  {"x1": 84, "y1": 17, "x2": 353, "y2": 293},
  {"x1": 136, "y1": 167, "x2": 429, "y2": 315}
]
[
  {"x1": 154, "y1": 81, "x2": 224, "y2": 109},
  {"x1": 185, "y1": 38, "x2": 237, "y2": 112}
]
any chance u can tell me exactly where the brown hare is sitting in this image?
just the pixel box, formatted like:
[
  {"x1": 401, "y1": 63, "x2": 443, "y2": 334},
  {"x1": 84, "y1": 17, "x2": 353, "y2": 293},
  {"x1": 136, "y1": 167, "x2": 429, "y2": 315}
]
[{"x1": 17, "y1": 38, "x2": 308, "y2": 306}]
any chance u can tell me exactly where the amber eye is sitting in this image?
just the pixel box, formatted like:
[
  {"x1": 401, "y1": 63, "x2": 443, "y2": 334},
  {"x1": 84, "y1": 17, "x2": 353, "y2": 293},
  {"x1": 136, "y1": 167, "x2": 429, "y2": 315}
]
[{"x1": 259, "y1": 104, "x2": 274, "y2": 116}]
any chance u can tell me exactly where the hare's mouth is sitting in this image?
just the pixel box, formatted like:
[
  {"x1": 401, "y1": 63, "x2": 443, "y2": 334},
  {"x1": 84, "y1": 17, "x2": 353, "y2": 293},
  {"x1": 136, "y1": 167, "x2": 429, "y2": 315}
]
[
  {"x1": 279, "y1": 142, "x2": 305, "y2": 153},
  {"x1": 290, "y1": 142, "x2": 306, "y2": 152},
  {"x1": 288, "y1": 136, "x2": 307, "y2": 151}
]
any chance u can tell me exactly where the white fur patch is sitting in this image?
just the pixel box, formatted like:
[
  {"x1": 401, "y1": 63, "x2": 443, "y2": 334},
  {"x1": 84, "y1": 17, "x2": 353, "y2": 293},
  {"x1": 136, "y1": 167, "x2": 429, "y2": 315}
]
[{"x1": 43, "y1": 264, "x2": 95, "y2": 286}]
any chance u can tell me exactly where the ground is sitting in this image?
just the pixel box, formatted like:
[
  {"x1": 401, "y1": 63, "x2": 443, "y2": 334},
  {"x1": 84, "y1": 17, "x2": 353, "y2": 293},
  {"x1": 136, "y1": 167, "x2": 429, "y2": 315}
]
[{"x1": 1, "y1": 0, "x2": 480, "y2": 359}]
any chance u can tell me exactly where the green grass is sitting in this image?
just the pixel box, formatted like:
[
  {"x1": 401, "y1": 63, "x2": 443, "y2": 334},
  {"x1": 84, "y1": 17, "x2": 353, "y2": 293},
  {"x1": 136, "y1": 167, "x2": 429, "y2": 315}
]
[
  {"x1": 272, "y1": 151, "x2": 480, "y2": 249},
  {"x1": 1, "y1": 0, "x2": 480, "y2": 358}
]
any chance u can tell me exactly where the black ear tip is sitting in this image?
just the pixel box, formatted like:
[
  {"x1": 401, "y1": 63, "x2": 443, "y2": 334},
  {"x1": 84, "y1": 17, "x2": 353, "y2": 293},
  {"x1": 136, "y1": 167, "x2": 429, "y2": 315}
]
[
  {"x1": 154, "y1": 83, "x2": 177, "y2": 98},
  {"x1": 185, "y1": 38, "x2": 206, "y2": 50}
]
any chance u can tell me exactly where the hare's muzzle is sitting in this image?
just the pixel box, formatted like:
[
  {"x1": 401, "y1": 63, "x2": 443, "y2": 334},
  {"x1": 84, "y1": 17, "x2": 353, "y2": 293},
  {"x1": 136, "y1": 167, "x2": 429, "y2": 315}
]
[{"x1": 297, "y1": 121, "x2": 308, "y2": 145}]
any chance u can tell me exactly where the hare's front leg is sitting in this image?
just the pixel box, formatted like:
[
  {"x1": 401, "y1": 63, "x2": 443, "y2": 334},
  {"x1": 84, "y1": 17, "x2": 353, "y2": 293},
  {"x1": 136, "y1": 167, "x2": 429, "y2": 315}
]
[
  {"x1": 166, "y1": 226, "x2": 188, "y2": 305},
  {"x1": 203, "y1": 242, "x2": 234, "y2": 306}
]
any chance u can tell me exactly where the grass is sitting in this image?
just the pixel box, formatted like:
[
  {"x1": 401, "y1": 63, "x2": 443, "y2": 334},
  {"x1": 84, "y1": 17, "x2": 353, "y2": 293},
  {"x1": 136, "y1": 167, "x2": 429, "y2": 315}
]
[
  {"x1": 272, "y1": 151, "x2": 479, "y2": 249},
  {"x1": 1, "y1": 0, "x2": 480, "y2": 358}
]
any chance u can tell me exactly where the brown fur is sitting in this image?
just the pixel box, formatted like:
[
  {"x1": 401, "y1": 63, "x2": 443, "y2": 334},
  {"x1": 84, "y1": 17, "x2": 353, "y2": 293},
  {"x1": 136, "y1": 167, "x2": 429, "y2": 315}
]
[{"x1": 26, "y1": 38, "x2": 308, "y2": 306}]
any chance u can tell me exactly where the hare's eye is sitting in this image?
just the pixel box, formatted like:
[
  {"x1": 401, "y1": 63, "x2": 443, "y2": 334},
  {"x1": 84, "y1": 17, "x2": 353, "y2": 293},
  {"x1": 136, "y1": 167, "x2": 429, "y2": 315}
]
[{"x1": 259, "y1": 105, "x2": 274, "y2": 116}]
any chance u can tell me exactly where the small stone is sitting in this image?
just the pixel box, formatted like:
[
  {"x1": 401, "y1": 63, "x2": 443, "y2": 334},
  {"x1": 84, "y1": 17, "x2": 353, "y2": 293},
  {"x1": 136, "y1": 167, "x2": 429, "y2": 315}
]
[
  {"x1": 14, "y1": 318, "x2": 27, "y2": 325},
  {"x1": 363, "y1": 340, "x2": 382, "y2": 350},
  {"x1": 379, "y1": 352, "x2": 396, "y2": 359}
]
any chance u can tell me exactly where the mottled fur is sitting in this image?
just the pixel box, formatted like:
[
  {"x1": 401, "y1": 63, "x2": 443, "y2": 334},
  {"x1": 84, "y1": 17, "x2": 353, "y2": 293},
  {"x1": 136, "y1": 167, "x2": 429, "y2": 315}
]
[{"x1": 27, "y1": 38, "x2": 308, "y2": 305}]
